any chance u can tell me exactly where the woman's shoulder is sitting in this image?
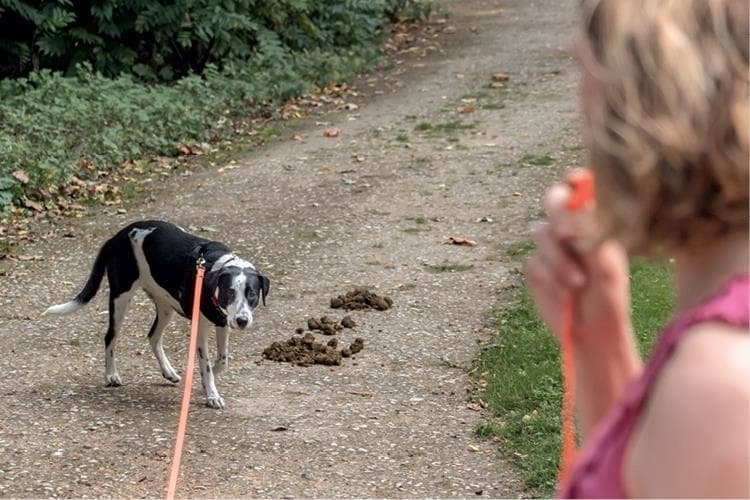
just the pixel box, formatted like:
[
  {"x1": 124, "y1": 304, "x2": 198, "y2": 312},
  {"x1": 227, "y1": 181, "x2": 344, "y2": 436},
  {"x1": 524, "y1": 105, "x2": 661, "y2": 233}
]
[{"x1": 624, "y1": 321, "x2": 749, "y2": 497}]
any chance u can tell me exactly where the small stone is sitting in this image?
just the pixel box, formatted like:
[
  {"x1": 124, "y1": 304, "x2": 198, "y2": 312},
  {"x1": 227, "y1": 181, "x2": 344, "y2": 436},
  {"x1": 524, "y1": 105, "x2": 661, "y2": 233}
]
[{"x1": 341, "y1": 315, "x2": 357, "y2": 328}]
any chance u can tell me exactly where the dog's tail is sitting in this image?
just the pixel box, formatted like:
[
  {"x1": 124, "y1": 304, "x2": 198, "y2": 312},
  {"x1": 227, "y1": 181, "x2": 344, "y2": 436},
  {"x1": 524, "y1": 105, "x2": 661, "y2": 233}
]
[{"x1": 43, "y1": 241, "x2": 110, "y2": 316}]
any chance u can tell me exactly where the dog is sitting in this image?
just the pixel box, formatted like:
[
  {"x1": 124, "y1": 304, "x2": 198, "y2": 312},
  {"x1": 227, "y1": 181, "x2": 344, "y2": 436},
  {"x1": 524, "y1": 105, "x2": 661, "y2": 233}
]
[{"x1": 44, "y1": 220, "x2": 270, "y2": 409}]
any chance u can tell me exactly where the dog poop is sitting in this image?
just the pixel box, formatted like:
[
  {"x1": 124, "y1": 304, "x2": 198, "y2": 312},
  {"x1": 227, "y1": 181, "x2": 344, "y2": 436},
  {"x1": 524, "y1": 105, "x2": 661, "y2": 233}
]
[
  {"x1": 263, "y1": 335, "x2": 342, "y2": 367},
  {"x1": 306, "y1": 316, "x2": 343, "y2": 335},
  {"x1": 341, "y1": 315, "x2": 357, "y2": 328},
  {"x1": 263, "y1": 335, "x2": 365, "y2": 367},
  {"x1": 350, "y1": 337, "x2": 364, "y2": 354},
  {"x1": 340, "y1": 338, "x2": 364, "y2": 358},
  {"x1": 330, "y1": 288, "x2": 393, "y2": 311}
]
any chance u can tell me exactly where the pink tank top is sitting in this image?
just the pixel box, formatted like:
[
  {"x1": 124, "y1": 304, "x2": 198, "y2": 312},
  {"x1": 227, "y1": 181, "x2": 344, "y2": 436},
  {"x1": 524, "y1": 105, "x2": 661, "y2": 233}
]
[{"x1": 559, "y1": 273, "x2": 749, "y2": 499}]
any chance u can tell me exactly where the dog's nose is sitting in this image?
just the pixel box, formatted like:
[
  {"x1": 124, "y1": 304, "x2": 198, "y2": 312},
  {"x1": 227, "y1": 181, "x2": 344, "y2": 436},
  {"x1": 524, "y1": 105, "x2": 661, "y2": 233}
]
[{"x1": 236, "y1": 316, "x2": 249, "y2": 329}]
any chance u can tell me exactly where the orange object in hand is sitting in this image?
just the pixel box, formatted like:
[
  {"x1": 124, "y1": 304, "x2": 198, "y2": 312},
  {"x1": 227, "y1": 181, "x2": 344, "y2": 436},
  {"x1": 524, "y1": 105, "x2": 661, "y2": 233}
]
[{"x1": 558, "y1": 168, "x2": 595, "y2": 487}]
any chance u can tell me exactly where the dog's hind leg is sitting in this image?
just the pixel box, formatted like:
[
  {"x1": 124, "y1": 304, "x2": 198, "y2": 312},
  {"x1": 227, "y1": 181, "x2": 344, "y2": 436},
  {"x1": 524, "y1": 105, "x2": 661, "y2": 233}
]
[
  {"x1": 148, "y1": 301, "x2": 180, "y2": 383},
  {"x1": 104, "y1": 289, "x2": 135, "y2": 387},
  {"x1": 196, "y1": 318, "x2": 225, "y2": 409},
  {"x1": 212, "y1": 326, "x2": 230, "y2": 375}
]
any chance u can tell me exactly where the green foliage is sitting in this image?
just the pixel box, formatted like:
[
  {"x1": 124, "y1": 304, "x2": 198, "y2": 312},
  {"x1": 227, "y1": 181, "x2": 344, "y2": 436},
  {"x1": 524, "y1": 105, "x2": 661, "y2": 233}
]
[
  {"x1": 0, "y1": 0, "x2": 430, "y2": 80},
  {"x1": 476, "y1": 260, "x2": 674, "y2": 497},
  {"x1": 0, "y1": 0, "x2": 431, "y2": 214}
]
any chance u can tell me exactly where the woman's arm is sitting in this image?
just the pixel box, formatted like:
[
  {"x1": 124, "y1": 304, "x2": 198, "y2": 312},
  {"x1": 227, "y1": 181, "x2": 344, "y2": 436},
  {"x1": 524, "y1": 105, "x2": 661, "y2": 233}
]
[
  {"x1": 526, "y1": 184, "x2": 643, "y2": 438},
  {"x1": 623, "y1": 323, "x2": 750, "y2": 498}
]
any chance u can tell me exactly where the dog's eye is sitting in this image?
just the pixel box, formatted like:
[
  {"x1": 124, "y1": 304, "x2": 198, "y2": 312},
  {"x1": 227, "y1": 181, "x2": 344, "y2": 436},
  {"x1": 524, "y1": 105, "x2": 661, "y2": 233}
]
[{"x1": 245, "y1": 288, "x2": 256, "y2": 299}]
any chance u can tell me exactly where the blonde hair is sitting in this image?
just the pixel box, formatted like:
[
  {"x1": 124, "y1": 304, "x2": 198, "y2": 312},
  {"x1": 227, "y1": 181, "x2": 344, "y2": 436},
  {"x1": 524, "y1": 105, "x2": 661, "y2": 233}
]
[{"x1": 579, "y1": 0, "x2": 749, "y2": 255}]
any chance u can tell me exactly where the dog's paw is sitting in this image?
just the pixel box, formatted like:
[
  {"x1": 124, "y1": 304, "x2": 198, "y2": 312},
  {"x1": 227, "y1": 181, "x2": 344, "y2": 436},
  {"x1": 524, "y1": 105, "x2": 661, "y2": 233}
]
[
  {"x1": 162, "y1": 369, "x2": 181, "y2": 384},
  {"x1": 205, "y1": 395, "x2": 226, "y2": 409},
  {"x1": 105, "y1": 374, "x2": 123, "y2": 387}
]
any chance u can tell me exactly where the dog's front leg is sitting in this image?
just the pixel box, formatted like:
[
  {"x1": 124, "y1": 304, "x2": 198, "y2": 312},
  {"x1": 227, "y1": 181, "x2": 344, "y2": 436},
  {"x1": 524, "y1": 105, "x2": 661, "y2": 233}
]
[
  {"x1": 197, "y1": 317, "x2": 225, "y2": 409},
  {"x1": 213, "y1": 326, "x2": 229, "y2": 375}
]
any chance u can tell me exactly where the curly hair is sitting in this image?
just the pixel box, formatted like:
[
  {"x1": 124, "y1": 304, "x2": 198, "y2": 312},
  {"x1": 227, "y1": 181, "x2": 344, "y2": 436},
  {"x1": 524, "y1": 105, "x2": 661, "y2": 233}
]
[{"x1": 578, "y1": 0, "x2": 748, "y2": 255}]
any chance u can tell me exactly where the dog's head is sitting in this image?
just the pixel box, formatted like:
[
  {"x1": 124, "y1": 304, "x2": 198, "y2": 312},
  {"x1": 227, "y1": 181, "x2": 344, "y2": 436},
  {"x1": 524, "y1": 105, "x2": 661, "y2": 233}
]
[{"x1": 211, "y1": 264, "x2": 269, "y2": 330}]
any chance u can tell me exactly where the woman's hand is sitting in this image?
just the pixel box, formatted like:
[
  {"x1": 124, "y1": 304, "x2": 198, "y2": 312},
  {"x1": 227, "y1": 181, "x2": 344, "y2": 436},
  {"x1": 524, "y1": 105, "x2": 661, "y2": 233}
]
[
  {"x1": 525, "y1": 182, "x2": 631, "y2": 351},
  {"x1": 525, "y1": 179, "x2": 643, "y2": 433}
]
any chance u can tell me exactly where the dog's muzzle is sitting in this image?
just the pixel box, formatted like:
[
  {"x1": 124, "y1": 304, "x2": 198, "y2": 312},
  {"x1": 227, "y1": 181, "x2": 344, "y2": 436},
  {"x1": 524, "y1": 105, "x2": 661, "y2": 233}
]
[{"x1": 236, "y1": 316, "x2": 249, "y2": 329}]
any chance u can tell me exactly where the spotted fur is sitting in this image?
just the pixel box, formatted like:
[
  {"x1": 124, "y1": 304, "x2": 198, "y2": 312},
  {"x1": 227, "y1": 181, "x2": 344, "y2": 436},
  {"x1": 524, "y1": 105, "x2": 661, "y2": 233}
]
[{"x1": 44, "y1": 220, "x2": 270, "y2": 409}]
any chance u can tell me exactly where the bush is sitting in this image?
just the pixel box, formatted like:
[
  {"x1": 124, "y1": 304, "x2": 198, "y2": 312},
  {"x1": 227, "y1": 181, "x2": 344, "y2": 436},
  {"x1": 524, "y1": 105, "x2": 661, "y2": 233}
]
[
  {"x1": 0, "y1": 0, "x2": 428, "y2": 80},
  {"x1": 0, "y1": 0, "x2": 431, "y2": 214}
]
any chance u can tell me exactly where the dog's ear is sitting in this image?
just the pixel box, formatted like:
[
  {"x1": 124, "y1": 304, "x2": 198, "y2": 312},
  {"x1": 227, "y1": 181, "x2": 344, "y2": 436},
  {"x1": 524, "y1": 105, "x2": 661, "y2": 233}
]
[{"x1": 259, "y1": 273, "x2": 270, "y2": 306}]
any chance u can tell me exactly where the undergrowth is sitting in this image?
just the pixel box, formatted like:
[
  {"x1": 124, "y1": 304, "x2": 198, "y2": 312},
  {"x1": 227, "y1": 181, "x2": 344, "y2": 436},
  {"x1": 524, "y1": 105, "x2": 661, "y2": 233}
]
[{"x1": 0, "y1": 1, "x2": 432, "y2": 215}]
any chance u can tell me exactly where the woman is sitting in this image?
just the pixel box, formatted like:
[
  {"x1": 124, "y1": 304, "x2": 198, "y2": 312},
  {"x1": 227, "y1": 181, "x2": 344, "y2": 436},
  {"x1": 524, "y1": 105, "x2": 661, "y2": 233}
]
[{"x1": 525, "y1": 0, "x2": 749, "y2": 497}]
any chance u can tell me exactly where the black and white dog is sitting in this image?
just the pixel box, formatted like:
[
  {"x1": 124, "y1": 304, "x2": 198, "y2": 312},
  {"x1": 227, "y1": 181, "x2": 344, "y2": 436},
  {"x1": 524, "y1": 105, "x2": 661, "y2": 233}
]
[{"x1": 44, "y1": 220, "x2": 270, "y2": 409}]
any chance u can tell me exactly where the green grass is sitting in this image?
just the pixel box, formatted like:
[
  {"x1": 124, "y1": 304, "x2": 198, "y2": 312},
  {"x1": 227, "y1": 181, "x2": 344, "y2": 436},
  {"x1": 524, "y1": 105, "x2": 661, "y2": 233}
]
[
  {"x1": 476, "y1": 258, "x2": 675, "y2": 497},
  {"x1": 424, "y1": 262, "x2": 474, "y2": 273},
  {"x1": 505, "y1": 240, "x2": 535, "y2": 262},
  {"x1": 520, "y1": 154, "x2": 556, "y2": 166},
  {"x1": 414, "y1": 119, "x2": 476, "y2": 138}
]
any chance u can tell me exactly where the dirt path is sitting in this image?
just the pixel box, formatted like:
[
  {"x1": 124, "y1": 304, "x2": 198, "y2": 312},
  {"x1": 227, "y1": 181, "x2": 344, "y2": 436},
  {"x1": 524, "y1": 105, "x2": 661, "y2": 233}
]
[{"x1": 0, "y1": 0, "x2": 580, "y2": 497}]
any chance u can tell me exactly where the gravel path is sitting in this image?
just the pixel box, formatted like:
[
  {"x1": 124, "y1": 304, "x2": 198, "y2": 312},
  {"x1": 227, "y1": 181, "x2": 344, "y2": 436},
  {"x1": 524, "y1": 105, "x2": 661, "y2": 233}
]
[{"x1": 0, "y1": 0, "x2": 579, "y2": 497}]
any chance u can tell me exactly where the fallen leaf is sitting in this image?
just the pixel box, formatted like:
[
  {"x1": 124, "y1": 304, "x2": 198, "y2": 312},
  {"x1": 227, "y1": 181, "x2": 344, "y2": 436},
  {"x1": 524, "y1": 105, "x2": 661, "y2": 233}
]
[
  {"x1": 175, "y1": 144, "x2": 203, "y2": 156},
  {"x1": 16, "y1": 255, "x2": 43, "y2": 261},
  {"x1": 323, "y1": 127, "x2": 341, "y2": 138},
  {"x1": 320, "y1": 164, "x2": 333, "y2": 173},
  {"x1": 457, "y1": 105, "x2": 477, "y2": 114},
  {"x1": 492, "y1": 72, "x2": 510, "y2": 82},
  {"x1": 448, "y1": 236, "x2": 478, "y2": 246},
  {"x1": 291, "y1": 134, "x2": 305, "y2": 142},
  {"x1": 23, "y1": 197, "x2": 44, "y2": 212},
  {"x1": 12, "y1": 170, "x2": 29, "y2": 184},
  {"x1": 466, "y1": 402, "x2": 484, "y2": 411},
  {"x1": 352, "y1": 154, "x2": 365, "y2": 162}
]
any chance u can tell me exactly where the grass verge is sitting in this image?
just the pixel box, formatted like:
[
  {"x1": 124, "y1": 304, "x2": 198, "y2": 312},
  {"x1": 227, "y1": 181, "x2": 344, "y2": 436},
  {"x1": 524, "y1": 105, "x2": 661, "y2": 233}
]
[{"x1": 475, "y1": 258, "x2": 675, "y2": 497}]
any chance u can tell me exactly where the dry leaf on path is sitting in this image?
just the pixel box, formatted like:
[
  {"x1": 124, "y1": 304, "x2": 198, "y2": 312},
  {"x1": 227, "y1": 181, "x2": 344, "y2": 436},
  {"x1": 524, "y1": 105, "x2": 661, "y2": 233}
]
[
  {"x1": 23, "y1": 197, "x2": 44, "y2": 212},
  {"x1": 15, "y1": 255, "x2": 43, "y2": 261},
  {"x1": 492, "y1": 72, "x2": 510, "y2": 82},
  {"x1": 323, "y1": 127, "x2": 341, "y2": 137},
  {"x1": 457, "y1": 105, "x2": 477, "y2": 114},
  {"x1": 448, "y1": 236, "x2": 477, "y2": 246},
  {"x1": 291, "y1": 134, "x2": 305, "y2": 142}
]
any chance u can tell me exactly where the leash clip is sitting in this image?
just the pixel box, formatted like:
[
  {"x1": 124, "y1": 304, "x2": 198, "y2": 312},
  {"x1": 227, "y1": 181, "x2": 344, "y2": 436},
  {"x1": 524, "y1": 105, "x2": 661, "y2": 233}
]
[{"x1": 196, "y1": 257, "x2": 206, "y2": 269}]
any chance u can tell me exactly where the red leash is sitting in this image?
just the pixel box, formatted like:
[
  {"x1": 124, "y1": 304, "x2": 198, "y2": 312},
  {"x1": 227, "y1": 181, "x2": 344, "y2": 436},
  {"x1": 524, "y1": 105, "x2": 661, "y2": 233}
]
[
  {"x1": 166, "y1": 258, "x2": 206, "y2": 500},
  {"x1": 558, "y1": 169, "x2": 595, "y2": 486}
]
